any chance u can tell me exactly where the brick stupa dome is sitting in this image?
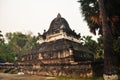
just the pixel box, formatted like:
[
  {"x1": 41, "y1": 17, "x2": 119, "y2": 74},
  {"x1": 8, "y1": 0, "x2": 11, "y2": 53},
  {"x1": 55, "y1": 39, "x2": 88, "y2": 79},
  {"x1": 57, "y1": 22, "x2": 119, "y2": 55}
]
[{"x1": 45, "y1": 13, "x2": 79, "y2": 38}]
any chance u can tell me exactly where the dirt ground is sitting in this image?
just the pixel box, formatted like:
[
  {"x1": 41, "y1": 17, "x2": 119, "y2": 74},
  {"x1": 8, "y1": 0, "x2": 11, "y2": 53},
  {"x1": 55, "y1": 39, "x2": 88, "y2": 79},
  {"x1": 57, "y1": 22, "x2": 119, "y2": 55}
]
[{"x1": 0, "y1": 73, "x2": 55, "y2": 80}]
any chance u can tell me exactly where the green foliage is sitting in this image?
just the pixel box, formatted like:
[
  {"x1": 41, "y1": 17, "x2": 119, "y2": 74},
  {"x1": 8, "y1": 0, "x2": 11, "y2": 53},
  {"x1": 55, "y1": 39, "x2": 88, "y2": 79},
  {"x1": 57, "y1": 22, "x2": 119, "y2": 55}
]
[
  {"x1": 82, "y1": 35, "x2": 120, "y2": 59},
  {"x1": 0, "y1": 31, "x2": 37, "y2": 62},
  {"x1": 16, "y1": 33, "x2": 27, "y2": 49},
  {"x1": 6, "y1": 52, "x2": 15, "y2": 62},
  {"x1": 0, "y1": 44, "x2": 15, "y2": 62},
  {"x1": 0, "y1": 53, "x2": 6, "y2": 62},
  {"x1": 96, "y1": 36, "x2": 120, "y2": 59},
  {"x1": 11, "y1": 70, "x2": 18, "y2": 74},
  {"x1": 82, "y1": 36, "x2": 97, "y2": 52},
  {"x1": 113, "y1": 37, "x2": 120, "y2": 54},
  {"x1": 5, "y1": 32, "x2": 38, "y2": 56},
  {"x1": 81, "y1": 36, "x2": 103, "y2": 59}
]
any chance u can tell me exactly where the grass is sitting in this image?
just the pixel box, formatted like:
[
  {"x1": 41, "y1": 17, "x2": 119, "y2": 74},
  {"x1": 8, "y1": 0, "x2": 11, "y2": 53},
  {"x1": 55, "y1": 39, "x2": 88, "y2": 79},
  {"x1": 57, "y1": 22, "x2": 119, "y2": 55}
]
[{"x1": 47, "y1": 75, "x2": 104, "y2": 80}]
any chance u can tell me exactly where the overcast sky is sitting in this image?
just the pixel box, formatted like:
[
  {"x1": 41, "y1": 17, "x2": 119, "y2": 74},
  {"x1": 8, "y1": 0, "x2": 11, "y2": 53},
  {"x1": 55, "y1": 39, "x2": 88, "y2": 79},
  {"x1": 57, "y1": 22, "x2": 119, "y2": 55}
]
[{"x1": 0, "y1": 0, "x2": 98, "y2": 40}]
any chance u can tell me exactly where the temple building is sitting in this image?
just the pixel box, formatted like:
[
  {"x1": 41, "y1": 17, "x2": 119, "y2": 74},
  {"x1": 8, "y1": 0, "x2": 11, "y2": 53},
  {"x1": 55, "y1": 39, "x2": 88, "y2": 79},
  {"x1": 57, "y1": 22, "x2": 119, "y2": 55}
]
[{"x1": 17, "y1": 13, "x2": 94, "y2": 77}]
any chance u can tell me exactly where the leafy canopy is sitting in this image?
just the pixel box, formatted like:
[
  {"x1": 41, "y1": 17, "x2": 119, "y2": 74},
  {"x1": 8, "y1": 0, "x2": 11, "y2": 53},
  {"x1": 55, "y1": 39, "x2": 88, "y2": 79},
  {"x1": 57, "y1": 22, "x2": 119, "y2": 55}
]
[{"x1": 78, "y1": 0, "x2": 120, "y2": 37}]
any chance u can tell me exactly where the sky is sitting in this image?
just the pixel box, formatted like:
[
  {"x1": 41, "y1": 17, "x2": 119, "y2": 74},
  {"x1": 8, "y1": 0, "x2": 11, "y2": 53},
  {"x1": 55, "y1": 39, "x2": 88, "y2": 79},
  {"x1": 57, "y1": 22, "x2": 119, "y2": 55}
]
[{"x1": 0, "y1": 0, "x2": 98, "y2": 40}]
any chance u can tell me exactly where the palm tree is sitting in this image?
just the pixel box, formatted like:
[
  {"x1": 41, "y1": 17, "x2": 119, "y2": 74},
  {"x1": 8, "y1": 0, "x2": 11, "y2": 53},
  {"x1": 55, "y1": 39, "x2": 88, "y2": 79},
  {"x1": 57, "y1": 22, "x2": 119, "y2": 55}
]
[
  {"x1": 78, "y1": 0, "x2": 120, "y2": 37},
  {"x1": 78, "y1": 0, "x2": 120, "y2": 79},
  {"x1": 98, "y1": 0, "x2": 118, "y2": 79}
]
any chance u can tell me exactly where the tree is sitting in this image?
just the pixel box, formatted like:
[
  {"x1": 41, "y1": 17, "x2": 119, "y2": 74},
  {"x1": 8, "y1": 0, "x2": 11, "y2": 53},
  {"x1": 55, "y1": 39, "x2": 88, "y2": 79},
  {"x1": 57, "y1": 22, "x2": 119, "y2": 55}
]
[
  {"x1": 81, "y1": 36, "x2": 103, "y2": 59},
  {"x1": 0, "y1": 30, "x2": 5, "y2": 62},
  {"x1": 78, "y1": 0, "x2": 120, "y2": 79},
  {"x1": 96, "y1": 36, "x2": 104, "y2": 58},
  {"x1": 0, "y1": 44, "x2": 15, "y2": 62},
  {"x1": 0, "y1": 30, "x2": 4, "y2": 45},
  {"x1": 81, "y1": 36, "x2": 97, "y2": 56},
  {"x1": 98, "y1": 0, "x2": 117, "y2": 78},
  {"x1": 78, "y1": 0, "x2": 120, "y2": 37},
  {"x1": 0, "y1": 31, "x2": 15, "y2": 62},
  {"x1": 5, "y1": 32, "x2": 38, "y2": 56},
  {"x1": 5, "y1": 32, "x2": 24, "y2": 56},
  {"x1": 16, "y1": 34, "x2": 27, "y2": 49},
  {"x1": 20, "y1": 33, "x2": 38, "y2": 54}
]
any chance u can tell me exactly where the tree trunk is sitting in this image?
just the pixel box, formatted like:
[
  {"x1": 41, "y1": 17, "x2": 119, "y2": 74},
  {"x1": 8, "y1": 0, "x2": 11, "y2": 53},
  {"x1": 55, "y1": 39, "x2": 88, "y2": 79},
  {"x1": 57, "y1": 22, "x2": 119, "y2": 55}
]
[{"x1": 98, "y1": 0, "x2": 118, "y2": 79}]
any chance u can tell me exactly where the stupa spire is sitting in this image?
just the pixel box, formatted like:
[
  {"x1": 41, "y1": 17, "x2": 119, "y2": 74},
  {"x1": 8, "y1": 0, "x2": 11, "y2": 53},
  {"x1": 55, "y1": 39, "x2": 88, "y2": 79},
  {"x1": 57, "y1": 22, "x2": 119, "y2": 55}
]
[{"x1": 57, "y1": 13, "x2": 61, "y2": 18}]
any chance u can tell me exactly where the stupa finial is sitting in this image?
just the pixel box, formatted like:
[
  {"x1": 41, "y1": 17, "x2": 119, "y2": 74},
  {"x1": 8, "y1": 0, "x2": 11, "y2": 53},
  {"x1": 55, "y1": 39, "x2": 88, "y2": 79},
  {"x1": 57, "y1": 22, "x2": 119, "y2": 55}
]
[{"x1": 57, "y1": 13, "x2": 61, "y2": 18}]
